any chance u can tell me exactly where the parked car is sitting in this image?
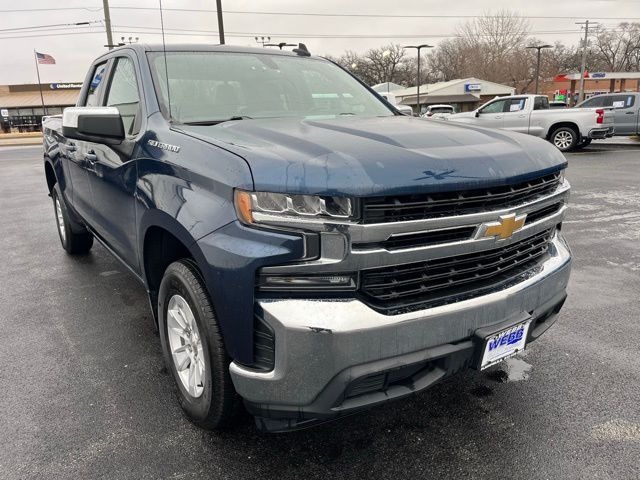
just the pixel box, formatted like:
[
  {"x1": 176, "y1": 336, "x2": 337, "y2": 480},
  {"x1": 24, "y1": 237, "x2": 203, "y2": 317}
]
[
  {"x1": 378, "y1": 91, "x2": 414, "y2": 115},
  {"x1": 447, "y1": 94, "x2": 614, "y2": 151},
  {"x1": 575, "y1": 93, "x2": 640, "y2": 137},
  {"x1": 421, "y1": 104, "x2": 455, "y2": 119},
  {"x1": 43, "y1": 44, "x2": 572, "y2": 432}
]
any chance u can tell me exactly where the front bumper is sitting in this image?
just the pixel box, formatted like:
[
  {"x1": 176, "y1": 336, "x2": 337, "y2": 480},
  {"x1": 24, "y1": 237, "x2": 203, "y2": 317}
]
[
  {"x1": 230, "y1": 233, "x2": 572, "y2": 432},
  {"x1": 589, "y1": 126, "x2": 615, "y2": 139}
]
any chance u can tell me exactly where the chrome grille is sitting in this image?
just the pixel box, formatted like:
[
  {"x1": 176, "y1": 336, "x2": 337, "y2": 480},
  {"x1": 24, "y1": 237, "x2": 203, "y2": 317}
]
[
  {"x1": 360, "y1": 229, "x2": 554, "y2": 313},
  {"x1": 362, "y1": 172, "x2": 562, "y2": 223}
]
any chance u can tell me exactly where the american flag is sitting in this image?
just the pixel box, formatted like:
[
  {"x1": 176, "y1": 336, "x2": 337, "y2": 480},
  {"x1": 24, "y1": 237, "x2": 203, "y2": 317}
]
[{"x1": 36, "y1": 52, "x2": 56, "y2": 64}]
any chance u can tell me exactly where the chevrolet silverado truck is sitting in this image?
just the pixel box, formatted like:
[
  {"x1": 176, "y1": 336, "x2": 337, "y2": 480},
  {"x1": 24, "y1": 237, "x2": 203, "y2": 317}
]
[
  {"x1": 447, "y1": 94, "x2": 614, "y2": 151},
  {"x1": 575, "y1": 92, "x2": 640, "y2": 139},
  {"x1": 42, "y1": 44, "x2": 572, "y2": 432}
]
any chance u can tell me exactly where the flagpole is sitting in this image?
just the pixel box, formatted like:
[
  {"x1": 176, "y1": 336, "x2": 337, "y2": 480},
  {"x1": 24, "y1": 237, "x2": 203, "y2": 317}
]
[{"x1": 33, "y1": 50, "x2": 47, "y2": 116}]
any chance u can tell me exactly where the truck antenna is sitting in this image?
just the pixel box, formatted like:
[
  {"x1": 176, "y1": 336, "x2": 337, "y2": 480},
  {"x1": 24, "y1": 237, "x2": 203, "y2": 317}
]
[{"x1": 159, "y1": 0, "x2": 172, "y2": 121}]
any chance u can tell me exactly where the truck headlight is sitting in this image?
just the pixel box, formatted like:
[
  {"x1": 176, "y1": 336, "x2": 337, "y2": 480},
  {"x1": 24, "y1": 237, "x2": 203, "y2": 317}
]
[{"x1": 235, "y1": 190, "x2": 354, "y2": 225}]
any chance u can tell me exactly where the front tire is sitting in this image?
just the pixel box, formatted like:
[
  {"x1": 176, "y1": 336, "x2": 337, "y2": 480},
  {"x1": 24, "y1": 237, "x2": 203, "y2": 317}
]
[
  {"x1": 550, "y1": 126, "x2": 578, "y2": 152},
  {"x1": 158, "y1": 259, "x2": 238, "y2": 430},
  {"x1": 52, "y1": 184, "x2": 93, "y2": 254}
]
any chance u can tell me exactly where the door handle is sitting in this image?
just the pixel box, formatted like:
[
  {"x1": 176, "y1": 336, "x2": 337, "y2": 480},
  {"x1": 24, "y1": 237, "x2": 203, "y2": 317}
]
[
  {"x1": 84, "y1": 152, "x2": 98, "y2": 164},
  {"x1": 625, "y1": 111, "x2": 634, "y2": 115},
  {"x1": 67, "y1": 143, "x2": 77, "y2": 152}
]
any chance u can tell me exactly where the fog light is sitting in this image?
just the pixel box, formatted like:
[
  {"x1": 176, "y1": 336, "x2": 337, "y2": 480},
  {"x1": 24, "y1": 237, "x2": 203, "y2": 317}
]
[{"x1": 257, "y1": 273, "x2": 357, "y2": 291}]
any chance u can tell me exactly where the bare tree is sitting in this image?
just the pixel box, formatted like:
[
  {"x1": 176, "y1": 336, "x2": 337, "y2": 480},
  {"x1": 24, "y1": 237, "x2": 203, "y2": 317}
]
[{"x1": 592, "y1": 23, "x2": 640, "y2": 71}]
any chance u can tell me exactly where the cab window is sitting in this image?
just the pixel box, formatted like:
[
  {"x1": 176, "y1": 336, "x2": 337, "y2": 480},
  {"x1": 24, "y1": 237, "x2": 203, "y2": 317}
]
[
  {"x1": 480, "y1": 100, "x2": 506, "y2": 114},
  {"x1": 581, "y1": 96, "x2": 604, "y2": 108},
  {"x1": 503, "y1": 98, "x2": 527, "y2": 112},
  {"x1": 533, "y1": 97, "x2": 549, "y2": 110},
  {"x1": 84, "y1": 62, "x2": 107, "y2": 107},
  {"x1": 611, "y1": 94, "x2": 635, "y2": 108},
  {"x1": 104, "y1": 57, "x2": 141, "y2": 135}
]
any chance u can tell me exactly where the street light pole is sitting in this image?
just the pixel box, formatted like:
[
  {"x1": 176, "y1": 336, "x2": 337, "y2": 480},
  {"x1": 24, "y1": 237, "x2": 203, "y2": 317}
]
[
  {"x1": 403, "y1": 44, "x2": 433, "y2": 115},
  {"x1": 526, "y1": 44, "x2": 552, "y2": 94}
]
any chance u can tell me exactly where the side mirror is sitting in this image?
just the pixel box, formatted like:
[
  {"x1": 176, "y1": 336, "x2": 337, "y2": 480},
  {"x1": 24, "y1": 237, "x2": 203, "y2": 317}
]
[
  {"x1": 62, "y1": 107, "x2": 125, "y2": 144},
  {"x1": 475, "y1": 110, "x2": 480, "y2": 117}
]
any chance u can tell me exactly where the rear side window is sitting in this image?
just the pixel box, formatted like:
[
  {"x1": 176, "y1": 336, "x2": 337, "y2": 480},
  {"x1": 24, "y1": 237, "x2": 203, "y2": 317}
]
[
  {"x1": 611, "y1": 94, "x2": 635, "y2": 108},
  {"x1": 503, "y1": 98, "x2": 527, "y2": 112},
  {"x1": 104, "y1": 57, "x2": 141, "y2": 135},
  {"x1": 84, "y1": 62, "x2": 107, "y2": 107},
  {"x1": 533, "y1": 97, "x2": 549, "y2": 110}
]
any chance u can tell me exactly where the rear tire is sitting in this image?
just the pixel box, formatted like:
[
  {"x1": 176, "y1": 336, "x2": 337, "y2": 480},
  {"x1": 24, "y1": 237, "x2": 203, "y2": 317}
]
[
  {"x1": 158, "y1": 259, "x2": 238, "y2": 430},
  {"x1": 550, "y1": 126, "x2": 578, "y2": 152},
  {"x1": 52, "y1": 184, "x2": 93, "y2": 254}
]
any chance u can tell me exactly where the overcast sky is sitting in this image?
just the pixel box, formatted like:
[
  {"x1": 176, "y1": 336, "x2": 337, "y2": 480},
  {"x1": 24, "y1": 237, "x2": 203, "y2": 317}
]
[{"x1": 1, "y1": 0, "x2": 638, "y2": 85}]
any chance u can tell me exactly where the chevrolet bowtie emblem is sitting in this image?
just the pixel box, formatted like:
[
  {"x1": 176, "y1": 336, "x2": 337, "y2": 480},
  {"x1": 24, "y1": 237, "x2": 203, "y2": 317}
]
[{"x1": 482, "y1": 213, "x2": 527, "y2": 240}]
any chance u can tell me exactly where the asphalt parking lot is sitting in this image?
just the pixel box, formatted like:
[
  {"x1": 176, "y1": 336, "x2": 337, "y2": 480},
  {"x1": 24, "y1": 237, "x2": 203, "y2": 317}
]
[{"x1": 1, "y1": 144, "x2": 639, "y2": 480}]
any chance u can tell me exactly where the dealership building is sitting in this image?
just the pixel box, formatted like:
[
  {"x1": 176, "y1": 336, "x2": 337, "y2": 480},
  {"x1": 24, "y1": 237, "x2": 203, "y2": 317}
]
[
  {"x1": 380, "y1": 78, "x2": 516, "y2": 114},
  {"x1": 0, "y1": 82, "x2": 82, "y2": 132}
]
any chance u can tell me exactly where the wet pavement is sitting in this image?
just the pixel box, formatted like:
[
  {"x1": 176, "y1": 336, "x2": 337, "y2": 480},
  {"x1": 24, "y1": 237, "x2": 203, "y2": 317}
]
[{"x1": 0, "y1": 145, "x2": 639, "y2": 479}]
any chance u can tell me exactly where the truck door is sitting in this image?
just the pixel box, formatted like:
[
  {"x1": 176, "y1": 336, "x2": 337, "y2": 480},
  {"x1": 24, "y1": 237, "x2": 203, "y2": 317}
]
[
  {"x1": 67, "y1": 61, "x2": 108, "y2": 221},
  {"x1": 500, "y1": 97, "x2": 530, "y2": 134},
  {"x1": 85, "y1": 54, "x2": 143, "y2": 271},
  {"x1": 610, "y1": 94, "x2": 637, "y2": 135},
  {"x1": 475, "y1": 99, "x2": 508, "y2": 128}
]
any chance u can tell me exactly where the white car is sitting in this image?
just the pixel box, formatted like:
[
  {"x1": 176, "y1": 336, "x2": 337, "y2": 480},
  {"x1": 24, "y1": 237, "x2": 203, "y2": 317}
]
[
  {"x1": 421, "y1": 104, "x2": 455, "y2": 119},
  {"x1": 447, "y1": 95, "x2": 615, "y2": 151},
  {"x1": 378, "y1": 92, "x2": 415, "y2": 116}
]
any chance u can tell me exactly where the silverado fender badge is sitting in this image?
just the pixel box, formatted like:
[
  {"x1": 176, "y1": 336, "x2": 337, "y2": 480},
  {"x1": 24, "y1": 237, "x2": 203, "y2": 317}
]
[
  {"x1": 148, "y1": 139, "x2": 181, "y2": 153},
  {"x1": 479, "y1": 213, "x2": 527, "y2": 240}
]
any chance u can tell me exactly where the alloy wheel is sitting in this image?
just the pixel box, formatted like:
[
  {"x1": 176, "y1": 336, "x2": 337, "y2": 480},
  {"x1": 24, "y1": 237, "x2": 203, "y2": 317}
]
[
  {"x1": 167, "y1": 294, "x2": 205, "y2": 398},
  {"x1": 553, "y1": 131, "x2": 574, "y2": 150},
  {"x1": 55, "y1": 196, "x2": 66, "y2": 243}
]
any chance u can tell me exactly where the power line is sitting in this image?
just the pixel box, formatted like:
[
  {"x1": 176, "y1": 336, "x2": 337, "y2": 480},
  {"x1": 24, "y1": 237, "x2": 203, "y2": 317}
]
[
  {"x1": 0, "y1": 27, "x2": 627, "y2": 42},
  {"x1": 0, "y1": 21, "x2": 101, "y2": 33},
  {"x1": 111, "y1": 25, "x2": 623, "y2": 38},
  {"x1": 0, "y1": 6, "x2": 639, "y2": 20}
]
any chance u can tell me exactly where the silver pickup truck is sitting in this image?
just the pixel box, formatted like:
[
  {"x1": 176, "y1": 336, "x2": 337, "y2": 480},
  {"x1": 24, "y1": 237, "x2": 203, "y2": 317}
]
[
  {"x1": 576, "y1": 92, "x2": 640, "y2": 137},
  {"x1": 447, "y1": 94, "x2": 615, "y2": 151}
]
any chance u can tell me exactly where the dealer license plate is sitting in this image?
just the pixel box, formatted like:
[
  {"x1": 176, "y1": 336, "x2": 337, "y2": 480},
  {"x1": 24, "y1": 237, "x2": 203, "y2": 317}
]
[{"x1": 480, "y1": 320, "x2": 531, "y2": 370}]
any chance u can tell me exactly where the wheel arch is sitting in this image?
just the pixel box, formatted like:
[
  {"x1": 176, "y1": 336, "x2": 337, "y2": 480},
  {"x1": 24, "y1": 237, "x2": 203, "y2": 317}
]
[
  {"x1": 546, "y1": 122, "x2": 580, "y2": 140},
  {"x1": 138, "y1": 209, "x2": 212, "y2": 322},
  {"x1": 44, "y1": 159, "x2": 57, "y2": 193}
]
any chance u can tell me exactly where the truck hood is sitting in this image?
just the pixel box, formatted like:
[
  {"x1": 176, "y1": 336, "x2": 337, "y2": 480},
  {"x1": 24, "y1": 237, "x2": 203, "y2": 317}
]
[{"x1": 178, "y1": 115, "x2": 566, "y2": 196}]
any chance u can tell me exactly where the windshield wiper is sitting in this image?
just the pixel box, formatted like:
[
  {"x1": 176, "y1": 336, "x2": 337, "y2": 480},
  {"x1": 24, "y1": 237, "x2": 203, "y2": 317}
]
[{"x1": 183, "y1": 116, "x2": 253, "y2": 126}]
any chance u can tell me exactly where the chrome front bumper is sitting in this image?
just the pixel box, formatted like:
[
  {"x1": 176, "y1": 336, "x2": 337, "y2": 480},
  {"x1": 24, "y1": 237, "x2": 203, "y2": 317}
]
[{"x1": 230, "y1": 232, "x2": 571, "y2": 425}]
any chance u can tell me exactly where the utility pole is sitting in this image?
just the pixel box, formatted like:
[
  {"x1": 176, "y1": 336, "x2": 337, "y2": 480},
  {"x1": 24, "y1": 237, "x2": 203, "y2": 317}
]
[
  {"x1": 216, "y1": 0, "x2": 225, "y2": 44},
  {"x1": 526, "y1": 44, "x2": 552, "y2": 94},
  {"x1": 576, "y1": 20, "x2": 598, "y2": 104},
  {"x1": 103, "y1": 0, "x2": 114, "y2": 50},
  {"x1": 403, "y1": 44, "x2": 433, "y2": 116}
]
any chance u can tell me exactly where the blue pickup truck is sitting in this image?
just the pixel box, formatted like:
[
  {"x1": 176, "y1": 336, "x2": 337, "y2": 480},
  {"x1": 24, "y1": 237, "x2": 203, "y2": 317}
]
[{"x1": 42, "y1": 44, "x2": 572, "y2": 432}]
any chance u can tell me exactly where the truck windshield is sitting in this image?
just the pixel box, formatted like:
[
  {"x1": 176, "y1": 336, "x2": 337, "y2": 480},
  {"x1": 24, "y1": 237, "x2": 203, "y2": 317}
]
[{"x1": 148, "y1": 51, "x2": 394, "y2": 124}]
